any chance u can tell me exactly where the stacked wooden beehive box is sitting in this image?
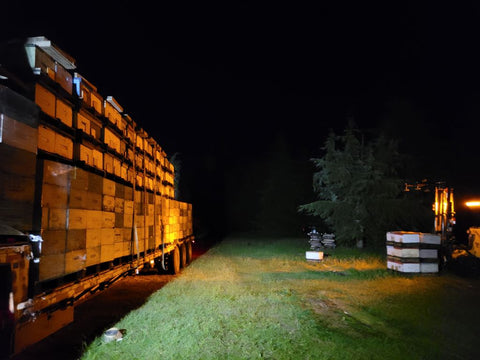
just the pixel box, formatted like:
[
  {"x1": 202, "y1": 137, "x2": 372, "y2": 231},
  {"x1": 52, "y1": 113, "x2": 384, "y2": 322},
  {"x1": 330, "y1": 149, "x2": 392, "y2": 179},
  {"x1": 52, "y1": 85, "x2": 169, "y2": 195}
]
[
  {"x1": 12, "y1": 36, "x2": 193, "y2": 281},
  {"x1": 0, "y1": 85, "x2": 39, "y2": 233},
  {"x1": 386, "y1": 231, "x2": 441, "y2": 273},
  {"x1": 162, "y1": 199, "x2": 194, "y2": 243}
]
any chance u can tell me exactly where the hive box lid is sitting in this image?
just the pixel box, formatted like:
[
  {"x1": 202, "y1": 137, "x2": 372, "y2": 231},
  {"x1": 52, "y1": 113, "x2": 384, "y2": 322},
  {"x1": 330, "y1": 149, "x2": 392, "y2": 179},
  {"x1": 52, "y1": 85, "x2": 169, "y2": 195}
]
[
  {"x1": 386, "y1": 231, "x2": 441, "y2": 245},
  {"x1": 25, "y1": 36, "x2": 76, "y2": 70}
]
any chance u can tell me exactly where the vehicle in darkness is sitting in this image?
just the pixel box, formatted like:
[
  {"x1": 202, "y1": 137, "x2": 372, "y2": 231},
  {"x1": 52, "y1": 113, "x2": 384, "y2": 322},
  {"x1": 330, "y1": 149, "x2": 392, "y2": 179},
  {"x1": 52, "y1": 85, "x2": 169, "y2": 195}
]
[{"x1": 0, "y1": 36, "x2": 194, "y2": 356}]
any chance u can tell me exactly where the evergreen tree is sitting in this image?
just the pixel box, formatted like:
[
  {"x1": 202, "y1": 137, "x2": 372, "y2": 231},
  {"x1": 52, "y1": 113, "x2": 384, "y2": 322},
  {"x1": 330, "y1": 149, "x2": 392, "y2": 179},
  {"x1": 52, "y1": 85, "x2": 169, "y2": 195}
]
[{"x1": 299, "y1": 121, "x2": 414, "y2": 248}]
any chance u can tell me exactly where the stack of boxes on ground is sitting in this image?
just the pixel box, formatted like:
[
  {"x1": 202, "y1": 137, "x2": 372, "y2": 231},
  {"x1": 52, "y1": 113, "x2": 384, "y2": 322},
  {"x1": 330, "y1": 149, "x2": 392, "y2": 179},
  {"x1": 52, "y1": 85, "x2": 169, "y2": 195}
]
[
  {"x1": 386, "y1": 231, "x2": 441, "y2": 273},
  {"x1": 305, "y1": 228, "x2": 335, "y2": 261},
  {"x1": 1, "y1": 36, "x2": 193, "y2": 283}
]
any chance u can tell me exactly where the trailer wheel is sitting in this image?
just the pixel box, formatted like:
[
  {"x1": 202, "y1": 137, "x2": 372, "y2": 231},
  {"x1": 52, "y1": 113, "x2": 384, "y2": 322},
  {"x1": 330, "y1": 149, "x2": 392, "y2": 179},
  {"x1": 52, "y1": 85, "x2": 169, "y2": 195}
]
[
  {"x1": 169, "y1": 246, "x2": 180, "y2": 275},
  {"x1": 180, "y1": 243, "x2": 187, "y2": 268},
  {"x1": 186, "y1": 241, "x2": 193, "y2": 264}
]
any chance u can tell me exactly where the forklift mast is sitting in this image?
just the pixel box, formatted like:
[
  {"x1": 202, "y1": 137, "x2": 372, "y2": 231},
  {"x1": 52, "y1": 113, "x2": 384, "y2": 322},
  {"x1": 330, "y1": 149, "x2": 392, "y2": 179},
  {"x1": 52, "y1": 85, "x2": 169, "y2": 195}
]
[
  {"x1": 404, "y1": 180, "x2": 455, "y2": 244},
  {"x1": 434, "y1": 185, "x2": 456, "y2": 244}
]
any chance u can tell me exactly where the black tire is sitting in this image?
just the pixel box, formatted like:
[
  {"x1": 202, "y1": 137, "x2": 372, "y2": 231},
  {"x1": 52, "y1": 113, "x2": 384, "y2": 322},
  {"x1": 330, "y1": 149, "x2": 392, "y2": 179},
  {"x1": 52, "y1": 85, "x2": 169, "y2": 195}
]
[
  {"x1": 186, "y1": 241, "x2": 193, "y2": 264},
  {"x1": 169, "y1": 246, "x2": 180, "y2": 275},
  {"x1": 180, "y1": 243, "x2": 187, "y2": 268}
]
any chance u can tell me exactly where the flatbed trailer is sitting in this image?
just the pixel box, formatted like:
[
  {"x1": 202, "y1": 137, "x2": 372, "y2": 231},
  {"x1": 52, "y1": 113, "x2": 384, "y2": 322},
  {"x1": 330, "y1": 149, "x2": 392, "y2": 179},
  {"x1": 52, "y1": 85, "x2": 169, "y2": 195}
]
[{"x1": 0, "y1": 36, "x2": 194, "y2": 356}]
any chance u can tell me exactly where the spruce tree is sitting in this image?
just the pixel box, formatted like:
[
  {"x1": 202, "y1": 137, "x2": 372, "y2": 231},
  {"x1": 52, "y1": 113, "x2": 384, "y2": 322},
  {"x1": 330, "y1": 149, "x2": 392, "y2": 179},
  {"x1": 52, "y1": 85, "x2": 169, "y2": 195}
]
[{"x1": 299, "y1": 121, "x2": 406, "y2": 247}]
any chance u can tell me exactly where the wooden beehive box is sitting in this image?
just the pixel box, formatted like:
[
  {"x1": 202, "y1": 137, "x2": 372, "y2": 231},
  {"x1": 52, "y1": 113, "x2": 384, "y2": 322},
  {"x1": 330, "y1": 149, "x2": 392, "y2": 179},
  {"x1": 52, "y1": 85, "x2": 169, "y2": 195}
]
[
  {"x1": 73, "y1": 73, "x2": 103, "y2": 115},
  {"x1": 386, "y1": 231, "x2": 441, "y2": 273},
  {"x1": 25, "y1": 37, "x2": 76, "y2": 94},
  {"x1": 104, "y1": 96, "x2": 123, "y2": 127},
  {"x1": 35, "y1": 83, "x2": 56, "y2": 119},
  {"x1": 104, "y1": 127, "x2": 121, "y2": 153},
  {"x1": 76, "y1": 108, "x2": 103, "y2": 138},
  {"x1": 55, "y1": 97, "x2": 73, "y2": 127},
  {"x1": 37, "y1": 124, "x2": 73, "y2": 160}
]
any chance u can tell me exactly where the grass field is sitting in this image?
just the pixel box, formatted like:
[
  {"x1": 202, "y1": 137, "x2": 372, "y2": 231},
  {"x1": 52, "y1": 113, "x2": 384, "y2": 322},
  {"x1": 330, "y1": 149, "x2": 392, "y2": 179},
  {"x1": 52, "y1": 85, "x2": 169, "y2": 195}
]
[{"x1": 80, "y1": 236, "x2": 480, "y2": 360}]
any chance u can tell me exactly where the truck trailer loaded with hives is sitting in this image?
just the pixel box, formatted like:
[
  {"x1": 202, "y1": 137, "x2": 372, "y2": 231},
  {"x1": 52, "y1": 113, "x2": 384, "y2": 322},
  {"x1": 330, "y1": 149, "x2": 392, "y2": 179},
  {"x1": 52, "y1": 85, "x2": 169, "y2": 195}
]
[{"x1": 0, "y1": 36, "x2": 194, "y2": 356}]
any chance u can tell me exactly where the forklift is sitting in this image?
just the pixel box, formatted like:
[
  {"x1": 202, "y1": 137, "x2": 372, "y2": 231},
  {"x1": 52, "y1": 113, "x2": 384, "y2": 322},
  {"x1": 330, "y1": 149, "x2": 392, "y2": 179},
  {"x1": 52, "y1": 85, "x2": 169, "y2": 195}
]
[{"x1": 406, "y1": 180, "x2": 480, "y2": 276}]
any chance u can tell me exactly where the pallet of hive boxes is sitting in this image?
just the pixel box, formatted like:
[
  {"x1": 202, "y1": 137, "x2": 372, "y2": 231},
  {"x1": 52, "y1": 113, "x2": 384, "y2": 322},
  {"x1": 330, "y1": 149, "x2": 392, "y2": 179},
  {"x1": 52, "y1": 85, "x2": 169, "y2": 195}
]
[
  {"x1": 118, "y1": 115, "x2": 136, "y2": 185},
  {"x1": 386, "y1": 231, "x2": 441, "y2": 273},
  {"x1": 26, "y1": 37, "x2": 76, "y2": 162},
  {"x1": 163, "y1": 159, "x2": 175, "y2": 198},
  {"x1": 40, "y1": 160, "x2": 81, "y2": 280},
  {"x1": 75, "y1": 108, "x2": 104, "y2": 172},
  {"x1": 35, "y1": 77, "x2": 75, "y2": 161},
  {"x1": 0, "y1": 85, "x2": 39, "y2": 233},
  {"x1": 162, "y1": 199, "x2": 193, "y2": 244},
  {"x1": 104, "y1": 96, "x2": 123, "y2": 129},
  {"x1": 25, "y1": 36, "x2": 76, "y2": 95},
  {"x1": 133, "y1": 189, "x2": 156, "y2": 254},
  {"x1": 103, "y1": 118, "x2": 124, "y2": 178},
  {"x1": 39, "y1": 159, "x2": 138, "y2": 281},
  {"x1": 73, "y1": 73, "x2": 103, "y2": 117},
  {"x1": 75, "y1": 107, "x2": 103, "y2": 143},
  {"x1": 72, "y1": 73, "x2": 105, "y2": 175}
]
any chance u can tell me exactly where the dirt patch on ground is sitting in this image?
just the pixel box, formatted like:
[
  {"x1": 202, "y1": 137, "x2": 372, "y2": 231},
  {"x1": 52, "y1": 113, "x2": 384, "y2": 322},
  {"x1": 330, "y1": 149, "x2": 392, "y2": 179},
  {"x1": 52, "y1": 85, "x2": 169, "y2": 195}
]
[{"x1": 12, "y1": 241, "x2": 212, "y2": 360}]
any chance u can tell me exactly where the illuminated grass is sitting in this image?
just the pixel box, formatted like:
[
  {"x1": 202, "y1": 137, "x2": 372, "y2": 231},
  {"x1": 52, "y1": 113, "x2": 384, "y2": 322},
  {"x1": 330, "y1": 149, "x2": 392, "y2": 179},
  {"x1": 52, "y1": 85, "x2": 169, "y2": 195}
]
[{"x1": 80, "y1": 237, "x2": 480, "y2": 360}]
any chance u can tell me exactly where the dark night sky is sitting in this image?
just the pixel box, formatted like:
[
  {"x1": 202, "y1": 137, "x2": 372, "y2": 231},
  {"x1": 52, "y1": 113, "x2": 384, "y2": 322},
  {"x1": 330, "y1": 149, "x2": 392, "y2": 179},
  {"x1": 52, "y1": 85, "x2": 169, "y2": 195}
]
[{"x1": 3, "y1": 1, "x2": 480, "y2": 234}]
